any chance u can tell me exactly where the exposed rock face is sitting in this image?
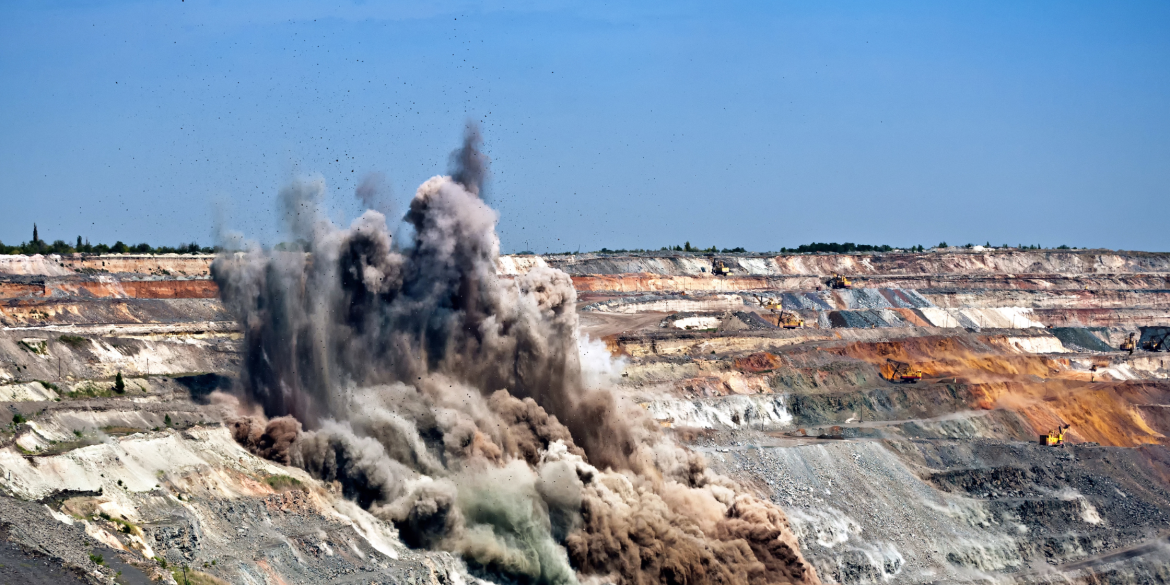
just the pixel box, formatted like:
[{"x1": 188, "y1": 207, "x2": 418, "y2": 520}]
[{"x1": 2, "y1": 212, "x2": 1170, "y2": 582}]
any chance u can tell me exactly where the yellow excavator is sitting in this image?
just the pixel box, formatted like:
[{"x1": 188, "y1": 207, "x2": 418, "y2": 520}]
[
  {"x1": 753, "y1": 294, "x2": 782, "y2": 311},
  {"x1": 711, "y1": 258, "x2": 730, "y2": 277},
  {"x1": 752, "y1": 295, "x2": 804, "y2": 328},
  {"x1": 1120, "y1": 333, "x2": 1136, "y2": 355},
  {"x1": 1040, "y1": 424, "x2": 1070, "y2": 446},
  {"x1": 1142, "y1": 330, "x2": 1169, "y2": 352},
  {"x1": 883, "y1": 359, "x2": 923, "y2": 384},
  {"x1": 827, "y1": 274, "x2": 853, "y2": 289}
]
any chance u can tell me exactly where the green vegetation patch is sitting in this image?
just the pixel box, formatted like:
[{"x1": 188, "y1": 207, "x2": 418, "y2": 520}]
[
  {"x1": 67, "y1": 382, "x2": 115, "y2": 400},
  {"x1": 171, "y1": 566, "x2": 229, "y2": 585},
  {"x1": 95, "y1": 512, "x2": 142, "y2": 537},
  {"x1": 264, "y1": 475, "x2": 306, "y2": 493},
  {"x1": 36, "y1": 380, "x2": 59, "y2": 392},
  {"x1": 58, "y1": 334, "x2": 87, "y2": 348},
  {"x1": 17, "y1": 340, "x2": 47, "y2": 355},
  {"x1": 39, "y1": 438, "x2": 98, "y2": 456}
]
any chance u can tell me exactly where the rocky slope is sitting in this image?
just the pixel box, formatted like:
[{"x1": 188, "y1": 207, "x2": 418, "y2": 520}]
[{"x1": 0, "y1": 250, "x2": 1167, "y2": 584}]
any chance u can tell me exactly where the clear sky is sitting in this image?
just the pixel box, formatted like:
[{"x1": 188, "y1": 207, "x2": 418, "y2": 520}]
[{"x1": 2, "y1": 1, "x2": 1168, "y2": 253}]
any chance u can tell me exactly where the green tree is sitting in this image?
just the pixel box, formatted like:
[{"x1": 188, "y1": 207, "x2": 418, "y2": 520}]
[{"x1": 114, "y1": 371, "x2": 125, "y2": 393}]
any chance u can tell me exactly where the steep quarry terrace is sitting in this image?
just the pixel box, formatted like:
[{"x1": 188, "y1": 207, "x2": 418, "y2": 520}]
[{"x1": 0, "y1": 249, "x2": 1167, "y2": 584}]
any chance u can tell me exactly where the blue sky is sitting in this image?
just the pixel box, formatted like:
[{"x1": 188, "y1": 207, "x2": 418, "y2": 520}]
[{"x1": 1, "y1": 1, "x2": 1167, "y2": 252}]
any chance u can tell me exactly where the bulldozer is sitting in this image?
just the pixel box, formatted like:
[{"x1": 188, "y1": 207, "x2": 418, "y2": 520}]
[
  {"x1": 882, "y1": 359, "x2": 923, "y2": 384},
  {"x1": 711, "y1": 258, "x2": 731, "y2": 277},
  {"x1": 1039, "y1": 424, "x2": 1070, "y2": 446},
  {"x1": 827, "y1": 274, "x2": 853, "y2": 289},
  {"x1": 1142, "y1": 329, "x2": 1170, "y2": 352},
  {"x1": 1120, "y1": 333, "x2": 1136, "y2": 355}
]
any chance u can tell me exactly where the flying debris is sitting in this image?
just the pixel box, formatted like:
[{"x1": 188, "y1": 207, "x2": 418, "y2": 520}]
[{"x1": 212, "y1": 125, "x2": 819, "y2": 585}]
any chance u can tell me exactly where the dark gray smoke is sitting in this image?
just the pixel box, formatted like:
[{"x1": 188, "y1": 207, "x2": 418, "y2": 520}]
[
  {"x1": 355, "y1": 171, "x2": 392, "y2": 216},
  {"x1": 213, "y1": 125, "x2": 819, "y2": 585}
]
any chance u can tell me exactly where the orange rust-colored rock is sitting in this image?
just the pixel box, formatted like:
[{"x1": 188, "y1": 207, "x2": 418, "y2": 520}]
[
  {"x1": 45, "y1": 279, "x2": 219, "y2": 299},
  {"x1": 122, "y1": 280, "x2": 219, "y2": 299},
  {"x1": 969, "y1": 380, "x2": 1170, "y2": 447},
  {"x1": 0, "y1": 282, "x2": 46, "y2": 299},
  {"x1": 734, "y1": 352, "x2": 783, "y2": 373}
]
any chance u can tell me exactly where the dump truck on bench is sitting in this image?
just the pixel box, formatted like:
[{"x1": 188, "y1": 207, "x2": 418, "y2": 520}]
[
  {"x1": 882, "y1": 359, "x2": 923, "y2": 383},
  {"x1": 711, "y1": 258, "x2": 731, "y2": 277}
]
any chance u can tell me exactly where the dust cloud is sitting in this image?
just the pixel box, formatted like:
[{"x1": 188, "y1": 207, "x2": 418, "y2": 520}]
[{"x1": 212, "y1": 125, "x2": 818, "y2": 585}]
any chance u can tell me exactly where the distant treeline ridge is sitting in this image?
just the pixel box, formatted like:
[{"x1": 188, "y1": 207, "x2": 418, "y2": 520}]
[{"x1": 1, "y1": 226, "x2": 213, "y2": 255}]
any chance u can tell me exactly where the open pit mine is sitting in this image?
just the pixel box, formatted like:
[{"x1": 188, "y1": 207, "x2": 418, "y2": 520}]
[
  {"x1": 2, "y1": 246, "x2": 1170, "y2": 585},
  {"x1": 2, "y1": 157, "x2": 1169, "y2": 585}
]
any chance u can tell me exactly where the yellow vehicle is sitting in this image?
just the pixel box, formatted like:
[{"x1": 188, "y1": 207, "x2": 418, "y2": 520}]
[
  {"x1": 711, "y1": 259, "x2": 730, "y2": 277},
  {"x1": 1120, "y1": 333, "x2": 1136, "y2": 355},
  {"x1": 752, "y1": 294, "x2": 781, "y2": 311},
  {"x1": 828, "y1": 274, "x2": 853, "y2": 289},
  {"x1": 1040, "y1": 424, "x2": 1070, "y2": 446},
  {"x1": 1142, "y1": 330, "x2": 1169, "y2": 352},
  {"x1": 751, "y1": 295, "x2": 803, "y2": 328},
  {"x1": 883, "y1": 359, "x2": 923, "y2": 383},
  {"x1": 777, "y1": 310, "x2": 804, "y2": 329}
]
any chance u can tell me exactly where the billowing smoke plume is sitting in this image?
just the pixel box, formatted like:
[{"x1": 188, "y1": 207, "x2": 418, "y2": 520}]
[
  {"x1": 354, "y1": 171, "x2": 392, "y2": 216},
  {"x1": 213, "y1": 125, "x2": 819, "y2": 585}
]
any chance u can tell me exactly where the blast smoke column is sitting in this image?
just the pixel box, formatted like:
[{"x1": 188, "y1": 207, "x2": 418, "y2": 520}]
[{"x1": 213, "y1": 125, "x2": 819, "y2": 585}]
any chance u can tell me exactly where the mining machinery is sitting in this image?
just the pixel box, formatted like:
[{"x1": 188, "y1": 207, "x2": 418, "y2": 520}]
[
  {"x1": 1142, "y1": 330, "x2": 1170, "y2": 352},
  {"x1": 827, "y1": 274, "x2": 853, "y2": 289},
  {"x1": 753, "y1": 294, "x2": 782, "y2": 311},
  {"x1": 883, "y1": 359, "x2": 923, "y2": 383},
  {"x1": 1040, "y1": 424, "x2": 1070, "y2": 446},
  {"x1": 711, "y1": 258, "x2": 731, "y2": 277},
  {"x1": 775, "y1": 310, "x2": 804, "y2": 329},
  {"x1": 1120, "y1": 333, "x2": 1136, "y2": 355},
  {"x1": 752, "y1": 295, "x2": 804, "y2": 328}
]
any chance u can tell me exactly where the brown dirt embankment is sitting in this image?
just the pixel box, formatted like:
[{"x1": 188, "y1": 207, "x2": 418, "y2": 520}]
[
  {"x1": 0, "y1": 279, "x2": 219, "y2": 300},
  {"x1": 48, "y1": 279, "x2": 219, "y2": 299},
  {"x1": 0, "y1": 282, "x2": 46, "y2": 299}
]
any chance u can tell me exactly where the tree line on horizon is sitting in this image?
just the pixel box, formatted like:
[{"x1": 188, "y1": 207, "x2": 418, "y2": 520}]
[
  {"x1": 556, "y1": 241, "x2": 1083, "y2": 255},
  {"x1": 0, "y1": 224, "x2": 214, "y2": 256}
]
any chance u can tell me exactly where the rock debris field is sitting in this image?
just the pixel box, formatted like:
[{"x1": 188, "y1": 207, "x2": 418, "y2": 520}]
[{"x1": 0, "y1": 247, "x2": 1168, "y2": 584}]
